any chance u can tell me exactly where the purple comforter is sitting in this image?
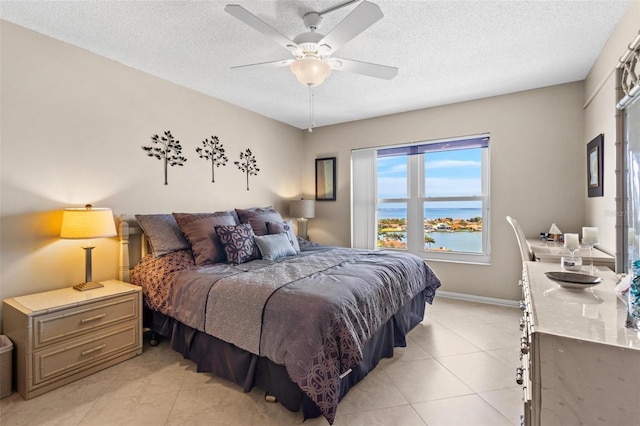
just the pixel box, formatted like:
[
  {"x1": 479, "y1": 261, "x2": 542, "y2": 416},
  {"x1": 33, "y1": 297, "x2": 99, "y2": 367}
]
[{"x1": 167, "y1": 247, "x2": 440, "y2": 424}]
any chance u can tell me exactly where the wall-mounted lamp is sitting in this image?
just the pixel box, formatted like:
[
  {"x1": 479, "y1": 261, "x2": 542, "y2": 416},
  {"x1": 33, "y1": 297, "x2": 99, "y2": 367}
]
[
  {"x1": 289, "y1": 198, "x2": 315, "y2": 240},
  {"x1": 60, "y1": 204, "x2": 117, "y2": 291}
]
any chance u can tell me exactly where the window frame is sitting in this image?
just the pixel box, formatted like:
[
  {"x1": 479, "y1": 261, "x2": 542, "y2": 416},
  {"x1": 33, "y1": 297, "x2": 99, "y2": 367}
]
[{"x1": 374, "y1": 134, "x2": 491, "y2": 264}]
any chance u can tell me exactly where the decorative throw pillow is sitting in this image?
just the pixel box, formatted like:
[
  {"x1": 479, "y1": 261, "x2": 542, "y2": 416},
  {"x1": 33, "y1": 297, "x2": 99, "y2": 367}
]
[
  {"x1": 254, "y1": 233, "x2": 297, "y2": 261},
  {"x1": 214, "y1": 224, "x2": 260, "y2": 265},
  {"x1": 266, "y1": 220, "x2": 301, "y2": 253},
  {"x1": 235, "y1": 207, "x2": 284, "y2": 236},
  {"x1": 135, "y1": 214, "x2": 191, "y2": 258},
  {"x1": 173, "y1": 212, "x2": 237, "y2": 265}
]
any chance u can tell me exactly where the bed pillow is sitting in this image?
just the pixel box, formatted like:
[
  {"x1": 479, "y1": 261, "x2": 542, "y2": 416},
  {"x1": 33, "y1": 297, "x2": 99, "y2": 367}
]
[
  {"x1": 173, "y1": 212, "x2": 237, "y2": 265},
  {"x1": 254, "y1": 233, "x2": 297, "y2": 261},
  {"x1": 266, "y1": 220, "x2": 301, "y2": 253},
  {"x1": 235, "y1": 207, "x2": 284, "y2": 236},
  {"x1": 135, "y1": 214, "x2": 191, "y2": 258},
  {"x1": 214, "y1": 224, "x2": 260, "y2": 265}
]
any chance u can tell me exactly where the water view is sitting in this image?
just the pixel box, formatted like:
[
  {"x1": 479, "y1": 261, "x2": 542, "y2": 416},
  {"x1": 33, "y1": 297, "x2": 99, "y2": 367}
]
[{"x1": 377, "y1": 208, "x2": 483, "y2": 252}]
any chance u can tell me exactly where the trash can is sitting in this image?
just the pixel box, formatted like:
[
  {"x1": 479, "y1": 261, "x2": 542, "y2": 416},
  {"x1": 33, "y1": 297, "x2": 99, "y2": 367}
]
[{"x1": 0, "y1": 335, "x2": 13, "y2": 398}]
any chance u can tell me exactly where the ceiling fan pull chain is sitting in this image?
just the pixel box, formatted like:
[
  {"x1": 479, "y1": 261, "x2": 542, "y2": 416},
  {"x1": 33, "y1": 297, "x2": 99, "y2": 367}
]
[{"x1": 308, "y1": 86, "x2": 315, "y2": 133}]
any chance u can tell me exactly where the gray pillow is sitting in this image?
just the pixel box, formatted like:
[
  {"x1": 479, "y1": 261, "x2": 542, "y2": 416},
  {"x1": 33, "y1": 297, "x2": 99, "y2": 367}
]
[
  {"x1": 235, "y1": 207, "x2": 284, "y2": 236},
  {"x1": 254, "y1": 233, "x2": 297, "y2": 260},
  {"x1": 135, "y1": 214, "x2": 190, "y2": 258},
  {"x1": 173, "y1": 212, "x2": 237, "y2": 265},
  {"x1": 266, "y1": 220, "x2": 301, "y2": 253}
]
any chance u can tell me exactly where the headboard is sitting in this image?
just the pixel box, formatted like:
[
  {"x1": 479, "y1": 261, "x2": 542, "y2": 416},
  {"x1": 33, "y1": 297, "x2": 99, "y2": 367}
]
[{"x1": 118, "y1": 215, "x2": 146, "y2": 283}]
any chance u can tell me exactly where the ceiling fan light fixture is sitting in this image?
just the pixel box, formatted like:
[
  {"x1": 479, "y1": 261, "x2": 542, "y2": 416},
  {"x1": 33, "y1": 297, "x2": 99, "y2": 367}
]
[{"x1": 290, "y1": 57, "x2": 332, "y2": 87}]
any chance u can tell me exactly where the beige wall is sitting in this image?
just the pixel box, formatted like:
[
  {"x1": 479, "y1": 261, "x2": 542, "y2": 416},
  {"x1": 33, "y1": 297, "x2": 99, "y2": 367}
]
[
  {"x1": 2, "y1": 4, "x2": 635, "y2": 312},
  {"x1": 303, "y1": 83, "x2": 586, "y2": 301},
  {"x1": 584, "y1": 1, "x2": 640, "y2": 258},
  {"x1": 0, "y1": 21, "x2": 303, "y2": 303}
]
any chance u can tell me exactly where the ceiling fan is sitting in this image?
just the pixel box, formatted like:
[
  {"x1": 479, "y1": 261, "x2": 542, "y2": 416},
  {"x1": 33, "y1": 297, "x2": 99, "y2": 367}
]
[{"x1": 224, "y1": 0, "x2": 398, "y2": 87}]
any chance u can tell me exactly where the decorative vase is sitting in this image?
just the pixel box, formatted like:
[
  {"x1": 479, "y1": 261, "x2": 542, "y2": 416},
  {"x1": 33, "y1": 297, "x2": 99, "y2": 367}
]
[{"x1": 561, "y1": 255, "x2": 582, "y2": 271}]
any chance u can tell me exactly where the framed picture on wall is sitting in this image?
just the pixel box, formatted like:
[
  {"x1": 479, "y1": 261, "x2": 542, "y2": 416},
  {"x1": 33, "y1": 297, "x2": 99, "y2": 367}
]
[
  {"x1": 587, "y1": 134, "x2": 604, "y2": 197},
  {"x1": 316, "y1": 157, "x2": 336, "y2": 201}
]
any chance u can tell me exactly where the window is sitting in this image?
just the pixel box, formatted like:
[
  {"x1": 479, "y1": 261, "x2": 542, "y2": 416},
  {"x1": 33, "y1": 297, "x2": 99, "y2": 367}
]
[{"x1": 352, "y1": 134, "x2": 490, "y2": 264}]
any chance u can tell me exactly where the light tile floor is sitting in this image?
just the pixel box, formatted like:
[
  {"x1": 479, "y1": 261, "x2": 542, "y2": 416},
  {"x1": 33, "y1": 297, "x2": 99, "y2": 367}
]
[{"x1": 0, "y1": 297, "x2": 523, "y2": 425}]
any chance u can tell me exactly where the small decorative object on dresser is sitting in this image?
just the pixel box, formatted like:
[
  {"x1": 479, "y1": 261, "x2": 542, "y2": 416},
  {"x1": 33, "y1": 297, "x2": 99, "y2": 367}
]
[
  {"x1": 627, "y1": 259, "x2": 640, "y2": 330},
  {"x1": 582, "y1": 226, "x2": 600, "y2": 275},
  {"x1": 561, "y1": 233, "x2": 581, "y2": 271},
  {"x1": 1, "y1": 280, "x2": 142, "y2": 399}
]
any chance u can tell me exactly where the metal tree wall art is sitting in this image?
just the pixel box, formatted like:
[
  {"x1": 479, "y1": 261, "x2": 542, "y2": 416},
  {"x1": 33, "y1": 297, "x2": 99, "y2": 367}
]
[
  {"x1": 142, "y1": 130, "x2": 187, "y2": 185},
  {"x1": 196, "y1": 135, "x2": 228, "y2": 183},
  {"x1": 234, "y1": 148, "x2": 260, "y2": 191}
]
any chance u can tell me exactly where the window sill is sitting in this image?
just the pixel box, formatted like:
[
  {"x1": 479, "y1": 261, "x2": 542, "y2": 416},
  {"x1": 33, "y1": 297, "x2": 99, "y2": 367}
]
[
  {"x1": 421, "y1": 250, "x2": 490, "y2": 265},
  {"x1": 379, "y1": 247, "x2": 491, "y2": 265},
  {"x1": 420, "y1": 256, "x2": 491, "y2": 266}
]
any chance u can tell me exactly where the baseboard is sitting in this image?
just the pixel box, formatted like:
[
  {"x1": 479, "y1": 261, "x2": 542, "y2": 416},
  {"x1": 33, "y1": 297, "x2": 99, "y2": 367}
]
[{"x1": 436, "y1": 290, "x2": 519, "y2": 308}]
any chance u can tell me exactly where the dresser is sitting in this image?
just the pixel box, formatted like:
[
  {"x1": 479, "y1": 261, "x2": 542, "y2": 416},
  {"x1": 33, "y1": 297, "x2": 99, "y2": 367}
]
[
  {"x1": 2, "y1": 280, "x2": 142, "y2": 399},
  {"x1": 519, "y1": 262, "x2": 640, "y2": 425}
]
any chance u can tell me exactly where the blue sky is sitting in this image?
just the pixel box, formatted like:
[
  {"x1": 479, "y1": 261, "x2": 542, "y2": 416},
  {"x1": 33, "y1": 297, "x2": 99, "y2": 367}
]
[{"x1": 377, "y1": 148, "x2": 482, "y2": 199}]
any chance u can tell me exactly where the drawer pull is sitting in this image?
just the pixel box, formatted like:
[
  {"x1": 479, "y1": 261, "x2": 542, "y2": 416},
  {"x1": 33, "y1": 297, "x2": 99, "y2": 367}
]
[
  {"x1": 520, "y1": 337, "x2": 529, "y2": 354},
  {"x1": 80, "y1": 313, "x2": 106, "y2": 323},
  {"x1": 519, "y1": 317, "x2": 525, "y2": 331},
  {"x1": 519, "y1": 301, "x2": 526, "y2": 311},
  {"x1": 81, "y1": 344, "x2": 106, "y2": 356},
  {"x1": 516, "y1": 367, "x2": 524, "y2": 385}
]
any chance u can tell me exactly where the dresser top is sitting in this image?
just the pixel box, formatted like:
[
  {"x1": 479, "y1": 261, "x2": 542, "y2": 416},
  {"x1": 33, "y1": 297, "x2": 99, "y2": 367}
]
[
  {"x1": 525, "y1": 261, "x2": 640, "y2": 350},
  {"x1": 7, "y1": 280, "x2": 140, "y2": 314},
  {"x1": 526, "y1": 238, "x2": 614, "y2": 264}
]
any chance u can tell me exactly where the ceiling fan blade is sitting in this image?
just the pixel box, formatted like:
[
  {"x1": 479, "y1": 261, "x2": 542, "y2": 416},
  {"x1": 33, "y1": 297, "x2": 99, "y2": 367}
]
[
  {"x1": 230, "y1": 59, "x2": 294, "y2": 70},
  {"x1": 225, "y1": 5, "x2": 297, "y2": 52},
  {"x1": 318, "y1": 1, "x2": 383, "y2": 54},
  {"x1": 329, "y1": 58, "x2": 398, "y2": 80}
]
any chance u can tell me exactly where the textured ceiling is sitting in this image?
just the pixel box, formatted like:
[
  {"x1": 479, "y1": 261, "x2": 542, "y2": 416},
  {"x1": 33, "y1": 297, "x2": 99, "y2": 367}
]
[{"x1": 0, "y1": 0, "x2": 632, "y2": 129}]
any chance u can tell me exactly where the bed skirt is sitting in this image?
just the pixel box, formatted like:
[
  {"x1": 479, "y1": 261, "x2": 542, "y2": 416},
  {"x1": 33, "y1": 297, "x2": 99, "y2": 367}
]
[{"x1": 146, "y1": 290, "x2": 427, "y2": 421}]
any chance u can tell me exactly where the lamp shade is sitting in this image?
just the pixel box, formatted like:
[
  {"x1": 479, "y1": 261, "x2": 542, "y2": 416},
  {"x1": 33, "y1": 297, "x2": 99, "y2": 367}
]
[
  {"x1": 60, "y1": 205, "x2": 117, "y2": 239},
  {"x1": 289, "y1": 199, "x2": 315, "y2": 219},
  {"x1": 290, "y1": 58, "x2": 332, "y2": 87}
]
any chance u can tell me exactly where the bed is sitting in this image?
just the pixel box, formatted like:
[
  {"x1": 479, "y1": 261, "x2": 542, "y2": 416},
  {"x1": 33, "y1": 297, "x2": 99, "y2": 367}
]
[{"x1": 118, "y1": 208, "x2": 441, "y2": 424}]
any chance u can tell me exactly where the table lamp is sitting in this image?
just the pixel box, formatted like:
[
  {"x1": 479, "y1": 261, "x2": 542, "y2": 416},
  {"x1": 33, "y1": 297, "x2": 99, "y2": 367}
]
[
  {"x1": 289, "y1": 199, "x2": 315, "y2": 240},
  {"x1": 60, "y1": 204, "x2": 117, "y2": 291}
]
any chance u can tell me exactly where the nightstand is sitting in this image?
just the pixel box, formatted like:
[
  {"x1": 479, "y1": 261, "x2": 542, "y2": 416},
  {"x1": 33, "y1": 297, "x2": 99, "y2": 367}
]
[{"x1": 2, "y1": 279, "x2": 142, "y2": 399}]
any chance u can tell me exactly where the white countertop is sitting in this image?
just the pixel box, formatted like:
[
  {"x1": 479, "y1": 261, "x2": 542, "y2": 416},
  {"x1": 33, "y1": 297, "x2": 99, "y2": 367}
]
[
  {"x1": 11, "y1": 280, "x2": 139, "y2": 313},
  {"x1": 526, "y1": 238, "x2": 615, "y2": 265},
  {"x1": 525, "y1": 261, "x2": 640, "y2": 350}
]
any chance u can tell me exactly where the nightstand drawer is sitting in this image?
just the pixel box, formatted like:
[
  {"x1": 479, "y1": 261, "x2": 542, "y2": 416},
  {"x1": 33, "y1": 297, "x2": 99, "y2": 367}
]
[
  {"x1": 34, "y1": 293, "x2": 138, "y2": 348},
  {"x1": 33, "y1": 319, "x2": 139, "y2": 386}
]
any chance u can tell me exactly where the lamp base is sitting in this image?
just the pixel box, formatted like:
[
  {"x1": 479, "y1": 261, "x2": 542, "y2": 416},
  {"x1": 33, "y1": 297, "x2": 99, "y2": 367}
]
[
  {"x1": 73, "y1": 281, "x2": 104, "y2": 291},
  {"x1": 297, "y1": 218, "x2": 309, "y2": 241}
]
